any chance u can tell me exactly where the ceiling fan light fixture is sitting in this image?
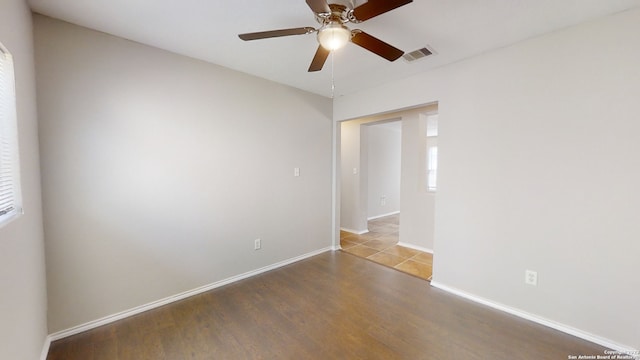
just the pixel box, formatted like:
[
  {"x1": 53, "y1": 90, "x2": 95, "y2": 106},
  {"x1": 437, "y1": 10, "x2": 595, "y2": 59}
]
[{"x1": 317, "y1": 23, "x2": 351, "y2": 50}]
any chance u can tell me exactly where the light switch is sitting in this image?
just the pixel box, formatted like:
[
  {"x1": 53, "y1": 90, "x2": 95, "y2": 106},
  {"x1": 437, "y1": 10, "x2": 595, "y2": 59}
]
[
  {"x1": 294, "y1": 167, "x2": 300, "y2": 177},
  {"x1": 353, "y1": 168, "x2": 358, "y2": 175}
]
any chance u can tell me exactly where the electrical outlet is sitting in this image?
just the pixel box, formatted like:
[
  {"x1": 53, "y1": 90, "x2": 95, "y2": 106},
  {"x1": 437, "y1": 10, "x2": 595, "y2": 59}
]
[
  {"x1": 294, "y1": 167, "x2": 300, "y2": 177},
  {"x1": 380, "y1": 196, "x2": 386, "y2": 206},
  {"x1": 254, "y1": 238, "x2": 261, "y2": 250},
  {"x1": 525, "y1": 270, "x2": 538, "y2": 286}
]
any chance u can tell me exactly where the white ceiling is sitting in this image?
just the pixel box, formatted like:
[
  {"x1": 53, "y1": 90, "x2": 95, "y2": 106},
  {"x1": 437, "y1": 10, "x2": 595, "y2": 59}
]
[{"x1": 28, "y1": 0, "x2": 640, "y2": 98}]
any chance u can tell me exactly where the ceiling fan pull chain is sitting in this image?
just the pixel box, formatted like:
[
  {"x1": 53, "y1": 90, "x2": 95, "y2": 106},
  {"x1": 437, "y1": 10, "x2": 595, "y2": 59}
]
[{"x1": 331, "y1": 51, "x2": 335, "y2": 99}]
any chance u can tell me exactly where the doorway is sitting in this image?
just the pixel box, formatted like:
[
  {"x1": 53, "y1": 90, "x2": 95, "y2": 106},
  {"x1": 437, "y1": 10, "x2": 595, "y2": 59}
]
[{"x1": 337, "y1": 105, "x2": 438, "y2": 280}]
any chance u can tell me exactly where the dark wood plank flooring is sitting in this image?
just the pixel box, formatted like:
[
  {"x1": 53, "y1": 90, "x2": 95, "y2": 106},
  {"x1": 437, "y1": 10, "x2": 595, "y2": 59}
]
[{"x1": 48, "y1": 251, "x2": 607, "y2": 359}]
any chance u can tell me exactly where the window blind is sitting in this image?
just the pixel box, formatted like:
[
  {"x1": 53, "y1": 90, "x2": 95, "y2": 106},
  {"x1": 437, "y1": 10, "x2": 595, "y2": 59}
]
[
  {"x1": 0, "y1": 43, "x2": 20, "y2": 222},
  {"x1": 427, "y1": 146, "x2": 438, "y2": 191}
]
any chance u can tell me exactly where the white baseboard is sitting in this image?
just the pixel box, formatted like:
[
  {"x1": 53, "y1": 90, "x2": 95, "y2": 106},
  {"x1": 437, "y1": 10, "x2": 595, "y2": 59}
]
[
  {"x1": 397, "y1": 242, "x2": 433, "y2": 254},
  {"x1": 367, "y1": 211, "x2": 400, "y2": 221},
  {"x1": 48, "y1": 247, "x2": 333, "y2": 342},
  {"x1": 340, "y1": 227, "x2": 368, "y2": 235},
  {"x1": 40, "y1": 335, "x2": 52, "y2": 360},
  {"x1": 430, "y1": 281, "x2": 639, "y2": 358}
]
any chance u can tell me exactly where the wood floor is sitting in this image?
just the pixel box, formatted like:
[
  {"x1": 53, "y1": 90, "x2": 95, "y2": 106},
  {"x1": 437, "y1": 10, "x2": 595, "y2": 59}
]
[
  {"x1": 341, "y1": 214, "x2": 433, "y2": 280},
  {"x1": 47, "y1": 251, "x2": 607, "y2": 359}
]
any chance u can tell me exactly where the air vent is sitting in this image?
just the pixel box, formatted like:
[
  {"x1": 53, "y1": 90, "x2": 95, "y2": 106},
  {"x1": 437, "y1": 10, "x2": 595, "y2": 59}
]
[{"x1": 403, "y1": 46, "x2": 434, "y2": 62}]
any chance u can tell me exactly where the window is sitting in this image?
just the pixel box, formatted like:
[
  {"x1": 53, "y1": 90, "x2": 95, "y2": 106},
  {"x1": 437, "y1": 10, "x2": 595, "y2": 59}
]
[
  {"x1": 424, "y1": 113, "x2": 438, "y2": 192},
  {"x1": 427, "y1": 146, "x2": 438, "y2": 191},
  {"x1": 0, "y1": 42, "x2": 21, "y2": 226}
]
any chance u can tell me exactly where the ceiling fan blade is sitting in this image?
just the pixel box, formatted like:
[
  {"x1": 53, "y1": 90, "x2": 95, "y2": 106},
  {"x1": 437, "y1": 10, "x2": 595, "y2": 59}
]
[
  {"x1": 352, "y1": 0, "x2": 412, "y2": 22},
  {"x1": 239, "y1": 27, "x2": 315, "y2": 41},
  {"x1": 306, "y1": 0, "x2": 330, "y2": 14},
  {"x1": 308, "y1": 45, "x2": 330, "y2": 72},
  {"x1": 351, "y1": 31, "x2": 404, "y2": 61}
]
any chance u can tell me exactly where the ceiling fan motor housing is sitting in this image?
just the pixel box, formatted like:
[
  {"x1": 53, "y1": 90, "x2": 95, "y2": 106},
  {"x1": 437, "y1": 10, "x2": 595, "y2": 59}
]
[{"x1": 315, "y1": 3, "x2": 353, "y2": 25}]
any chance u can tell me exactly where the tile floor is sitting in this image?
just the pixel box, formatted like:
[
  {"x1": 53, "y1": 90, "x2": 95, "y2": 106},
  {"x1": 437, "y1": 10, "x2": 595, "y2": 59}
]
[{"x1": 340, "y1": 214, "x2": 433, "y2": 281}]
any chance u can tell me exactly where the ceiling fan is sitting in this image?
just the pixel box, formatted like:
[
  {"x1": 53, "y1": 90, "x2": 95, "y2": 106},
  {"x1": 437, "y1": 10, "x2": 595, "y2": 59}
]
[{"x1": 238, "y1": 0, "x2": 412, "y2": 72}]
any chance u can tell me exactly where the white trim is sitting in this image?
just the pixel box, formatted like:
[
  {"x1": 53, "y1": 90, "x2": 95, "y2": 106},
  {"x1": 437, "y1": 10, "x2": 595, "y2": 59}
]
[
  {"x1": 48, "y1": 247, "x2": 333, "y2": 342},
  {"x1": 397, "y1": 242, "x2": 433, "y2": 254},
  {"x1": 40, "y1": 335, "x2": 52, "y2": 360},
  {"x1": 367, "y1": 210, "x2": 400, "y2": 221},
  {"x1": 339, "y1": 227, "x2": 368, "y2": 235},
  {"x1": 430, "y1": 281, "x2": 639, "y2": 358}
]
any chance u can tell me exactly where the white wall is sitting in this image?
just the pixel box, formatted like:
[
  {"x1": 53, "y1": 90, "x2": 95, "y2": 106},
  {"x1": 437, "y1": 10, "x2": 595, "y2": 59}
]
[
  {"x1": 339, "y1": 120, "x2": 368, "y2": 233},
  {"x1": 335, "y1": 8, "x2": 640, "y2": 351},
  {"x1": 366, "y1": 123, "x2": 401, "y2": 219},
  {"x1": 0, "y1": 1, "x2": 48, "y2": 359},
  {"x1": 399, "y1": 112, "x2": 436, "y2": 251},
  {"x1": 34, "y1": 15, "x2": 333, "y2": 333}
]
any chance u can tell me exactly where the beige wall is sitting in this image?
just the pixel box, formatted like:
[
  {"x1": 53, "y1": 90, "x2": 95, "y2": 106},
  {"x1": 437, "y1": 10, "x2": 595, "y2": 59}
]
[
  {"x1": 366, "y1": 123, "x2": 401, "y2": 219},
  {"x1": 34, "y1": 15, "x2": 333, "y2": 333},
  {"x1": 339, "y1": 119, "x2": 368, "y2": 233},
  {"x1": 0, "y1": 1, "x2": 48, "y2": 359},
  {"x1": 335, "y1": 8, "x2": 640, "y2": 350},
  {"x1": 399, "y1": 111, "x2": 436, "y2": 251}
]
